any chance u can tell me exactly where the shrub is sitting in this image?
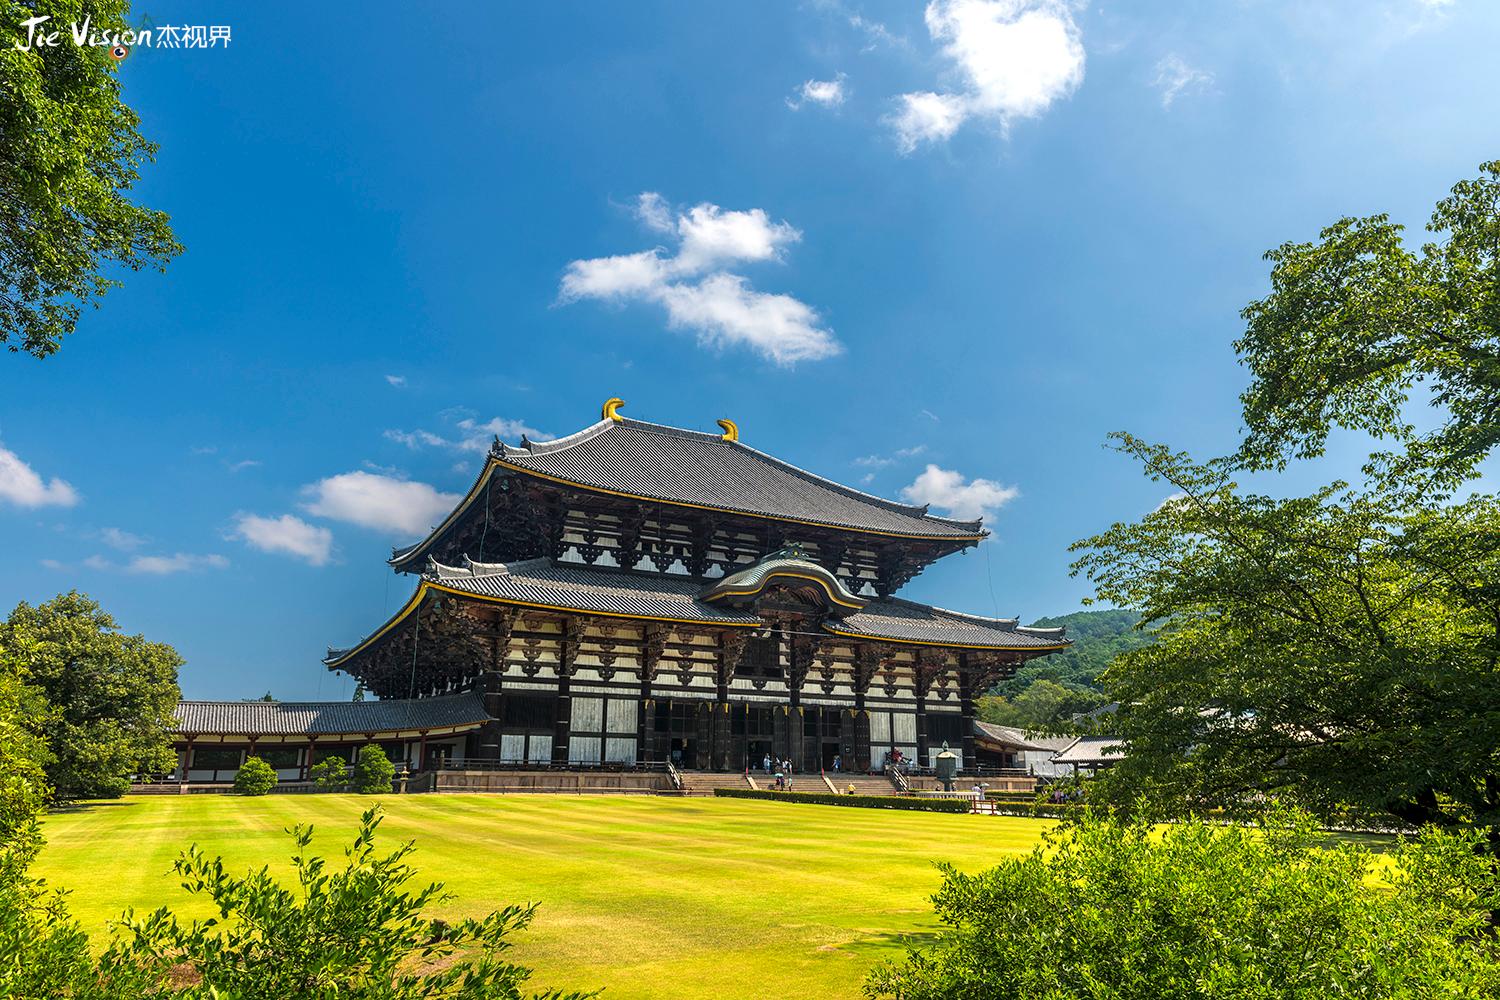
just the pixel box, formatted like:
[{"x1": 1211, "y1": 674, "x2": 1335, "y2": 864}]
[
  {"x1": 107, "y1": 806, "x2": 597, "y2": 999},
  {"x1": 308, "y1": 756, "x2": 348, "y2": 791},
  {"x1": 232, "y1": 756, "x2": 277, "y2": 796},
  {"x1": 352, "y1": 745, "x2": 395, "y2": 795},
  {"x1": 866, "y1": 808, "x2": 1500, "y2": 999},
  {"x1": 714, "y1": 788, "x2": 969, "y2": 813}
]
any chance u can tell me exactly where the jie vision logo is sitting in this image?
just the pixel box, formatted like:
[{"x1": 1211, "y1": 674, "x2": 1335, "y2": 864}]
[{"x1": 12, "y1": 14, "x2": 231, "y2": 55}]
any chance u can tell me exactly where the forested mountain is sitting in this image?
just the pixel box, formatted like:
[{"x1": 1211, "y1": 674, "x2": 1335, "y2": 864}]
[{"x1": 977, "y1": 609, "x2": 1147, "y2": 731}]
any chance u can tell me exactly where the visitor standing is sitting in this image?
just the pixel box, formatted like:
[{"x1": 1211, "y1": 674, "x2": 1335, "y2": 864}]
[{"x1": 833, "y1": 754, "x2": 842, "y2": 773}]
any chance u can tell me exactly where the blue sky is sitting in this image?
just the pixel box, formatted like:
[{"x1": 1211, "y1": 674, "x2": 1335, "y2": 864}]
[{"x1": 3, "y1": 0, "x2": 1497, "y2": 699}]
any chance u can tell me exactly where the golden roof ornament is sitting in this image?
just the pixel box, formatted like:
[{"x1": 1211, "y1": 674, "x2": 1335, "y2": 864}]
[
  {"x1": 601, "y1": 397, "x2": 626, "y2": 422},
  {"x1": 717, "y1": 418, "x2": 739, "y2": 443}
]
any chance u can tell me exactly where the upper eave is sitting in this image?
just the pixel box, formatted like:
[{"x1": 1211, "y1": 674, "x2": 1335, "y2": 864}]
[
  {"x1": 329, "y1": 559, "x2": 1068, "y2": 671},
  {"x1": 390, "y1": 415, "x2": 989, "y2": 571}
]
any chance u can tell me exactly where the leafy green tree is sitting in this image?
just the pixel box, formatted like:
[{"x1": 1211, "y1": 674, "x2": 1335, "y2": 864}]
[
  {"x1": 1072, "y1": 436, "x2": 1500, "y2": 836},
  {"x1": 992, "y1": 609, "x2": 1147, "y2": 699},
  {"x1": 977, "y1": 679, "x2": 1105, "y2": 732},
  {"x1": 110, "y1": 806, "x2": 596, "y2": 999},
  {"x1": 1235, "y1": 160, "x2": 1500, "y2": 489},
  {"x1": 0, "y1": 0, "x2": 182, "y2": 359},
  {"x1": 866, "y1": 809, "x2": 1500, "y2": 999},
  {"x1": 233, "y1": 756, "x2": 278, "y2": 796},
  {"x1": 0, "y1": 592, "x2": 182, "y2": 799},
  {"x1": 353, "y1": 745, "x2": 396, "y2": 794},
  {"x1": 309, "y1": 755, "x2": 349, "y2": 791}
]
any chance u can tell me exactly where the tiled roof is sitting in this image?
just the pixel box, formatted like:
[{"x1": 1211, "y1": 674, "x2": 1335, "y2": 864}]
[
  {"x1": 973, "y1": 721, "x2": 1072, "y2": 752},
  {"x1": 1051, "y1": 735, "x2": 1125, "y2": 766},
  {"x1": 493, "y1": 418, "x2": 986, "y2": 539},
  {"x1": 174, "y1": 692, "x2": 491, "y2": 736},
  {"x1": 428, "y1": 558, "x2": 762, "y2": 625},
  {"x1": 333, "y1": 559, "x2": 1065, "y2": 657},
  {"x1": 829, "y1": 598, "x2": 1071, "y2": 650}
]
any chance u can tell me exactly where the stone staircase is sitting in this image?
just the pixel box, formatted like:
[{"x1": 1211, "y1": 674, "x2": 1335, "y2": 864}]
[
  {"x1": 675, "y1": 771, "x2": 758, "y2": 796},
  {"x1": 824, "y1": 774, "x2": 903, "y2": 797}
]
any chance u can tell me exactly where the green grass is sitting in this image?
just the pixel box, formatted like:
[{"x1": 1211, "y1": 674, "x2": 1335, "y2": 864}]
[{"x1": 37, "y1": 794, "x2": 1052, "y2": 999}]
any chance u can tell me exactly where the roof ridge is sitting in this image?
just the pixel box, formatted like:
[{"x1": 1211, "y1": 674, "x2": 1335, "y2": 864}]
[{"x1": 510, "y1": 415, "x2": 985, "y2": 532}]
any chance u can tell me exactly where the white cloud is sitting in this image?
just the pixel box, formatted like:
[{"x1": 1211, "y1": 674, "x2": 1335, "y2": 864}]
[
  {"x1": 889, "y1": 92, "x2": 969, "y2": 151},
  {"x1": 225, "y1": 459, "x2": 261, "y2": 473},
  {"x1": 901, "y1": 464, "x2": 1019, "y2": 522},
  {"x1": 126, "y1": 552, "x2": 229, "y2": 575},
  {"x1": 559, "y1": 194, "x2": 839, "y2": 365},
  {"x1": 40, "y1": 558, "x2": 66, "y2": 571},
  {"x1": 889, "y1": 0, "x2": 1086, "y2": 151},
  {"x1": 100, "y1": 527, "x2": 146, "y2": 551},
  {"x1": 385, "y1": 414, "x2": 549, "y2": 453},
  {"x1": 385, "y1": 374, "x2": 408, "y2": 388},
  {"x1": 788, "y1": 74, "x2": 847, "y2": 110},
  {"x1": 854, "y1": 445, "x2": 927, "y2": 468},
  {"x1": 0, "y1": 444, "x2": 78, "y2": 509},
  {"x1": 1152, "y1": 54, "x2": 1214, "y2": 108},
  {"x1": 301, "y1": 472, "x2": 461, "y2": 536},
  {"x1": 231, "y1": 513, "x2": 334, "y2": 566},
  {"x1": 81, "y1": 551, "x2": 230, "y2": 574}
]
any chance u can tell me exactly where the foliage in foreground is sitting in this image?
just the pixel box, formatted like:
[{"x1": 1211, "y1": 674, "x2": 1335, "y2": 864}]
[
  {"x1": 108, "y1": 806, "x2": 597, "y2": 999},
  {"x1": 1072, "y1": 438, "x2": 1500, "y2": 836},
  {"x1": 1, "y1": 592, "x2": 182, "y2": 800},
  {"x1": 0, "y1": 0, "x2": 182, "y2": 358},
  {"x1": 232, "y1": 756, "x2": 277, "y2": 796},
  {"x1": 866, "y1": 809, "x2": 1500, "y2": 1000}
]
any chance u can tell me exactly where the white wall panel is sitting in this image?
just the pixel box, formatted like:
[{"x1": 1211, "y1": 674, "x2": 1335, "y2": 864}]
[
  {"x1": 568, "y1": 736, "x2": 601, "y2": 764},
  {"x1": 571, "y1": 697, "x2": 604, "y2": 732},
  {"x1": 606, "y1": 699, "x2": 638, "y2": 734}
]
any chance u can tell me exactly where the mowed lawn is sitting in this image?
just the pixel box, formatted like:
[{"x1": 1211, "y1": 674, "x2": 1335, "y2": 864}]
[{"x1": 37, "y1": 795, "x2": 1051, "y2": 999}]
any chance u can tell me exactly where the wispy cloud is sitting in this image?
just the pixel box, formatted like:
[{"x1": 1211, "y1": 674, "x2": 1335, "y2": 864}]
[
  {"x1": 787, "y1": 74, "x2": 848, "y2": 110},
  {"x1": 1152, "y1": 54, "x2": 1214, "y2": 108},
  {"x1": 100, "y1": 527, "x2": 146, "y2": 551},
  {"x1": 301, "y1": 472, "x2": 461, "y2": 537},
  {"x1": 225, "y1": 459, "x2": 262, "y2": 473},
  {"x1": 901, "y1": 464, "x2": 1018, "y2": 522},
  {"x1": 385, "y1": 414, "x2": 550, "y2": 453},
  {"x1": 888, "y1": 0, "x2": 1086, "y2": 152},
  {"x1": 853, "y1": 445, "x2": 928, "y2": 468},
  {"x1": 385, "y1": 374, "x2": 408, "y2": 388},
  {"x1": 82, "y1": 551, "x2": 230, "y2": 575},
  {"x1": 231, "y1": 513, "x2": 334, "y2": 566},
  {"x1": 559, "y1": 193, "x2": 840, "y2": 366},
  {"x1": 0, "y1": 443, "x2": 78, "y2": 509}
]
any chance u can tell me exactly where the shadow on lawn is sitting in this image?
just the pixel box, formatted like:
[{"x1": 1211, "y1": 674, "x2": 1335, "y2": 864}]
[
  {"x1": 49, "y1": 801, "x2": 140, "y2": 815},
  {"x1": 838, "y1": 927, "x2": 943, "y2": 961}
]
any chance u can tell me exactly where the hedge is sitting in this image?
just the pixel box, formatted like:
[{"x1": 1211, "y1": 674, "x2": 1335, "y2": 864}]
[{"x1": 713, "y1": 788, "x2": 969, "y2": 813}]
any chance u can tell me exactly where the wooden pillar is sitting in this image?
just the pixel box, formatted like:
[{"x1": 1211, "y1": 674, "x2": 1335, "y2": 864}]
[
  {"x1": 958, "y1": 656, "x2": 977, "y2": 771},
  {"x1": 553, "y1": 672, "x2": 572, "y2": 765},
  {"x1": 183, "y1": 736, "x2": 194, "y2": 784},
  {"x1": 418, "y1": 731, "x2": 429, "y2": 772},
  {"x1": 303, "y1": 738, "x2": 315, "y2": 780},
  {"x1": 693, "y1": 701, "x2": 712, "y2": 769},
  {"x1": 640, "y1": 624, "x2": 665, "y2": 764}
]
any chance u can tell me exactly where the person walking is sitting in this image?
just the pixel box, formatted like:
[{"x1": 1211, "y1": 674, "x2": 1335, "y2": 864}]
[
  {"x1": 762, "y1": 752, "x2": 771, "y2": 773},
  {"x1": 832, "y1": 754, "x2": 842, "y2": 774}
]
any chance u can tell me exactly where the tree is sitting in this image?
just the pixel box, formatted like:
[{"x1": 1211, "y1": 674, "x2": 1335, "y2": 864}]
[
  {"x1": 108, "y1": 806, "x2": 597, "y2": 999},
  {"x1": 1072, "y1": 436, "x2": 1500, "y2": 837},
  {"x1": 866, "y1": 809, "x2": 1500, "y2": 999},
  {"x1": 309, "y1": 755, "x2": 349, "y2": 791},
  {"x1": 353, "y1": 745, "x2": 395, "y2": 794},
  {"x1": 991, "y1": 609, "x2": 1147, "y2": 699},
  {"x1": 0, "y1": 592, "x2": 182, "y2": 799},
  {"x1": 0, "y1": 0, "x2": 182, "y2": 359},
  {"x1": 1235, "y1": 160, "x2": 1500, "y2": 489},
  {"x1": 977, "y1": 679, "x2": 1106, "y2": 732},
  {"x1": 233, "y1": 756, "x2": 277, "y2": 796}
]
